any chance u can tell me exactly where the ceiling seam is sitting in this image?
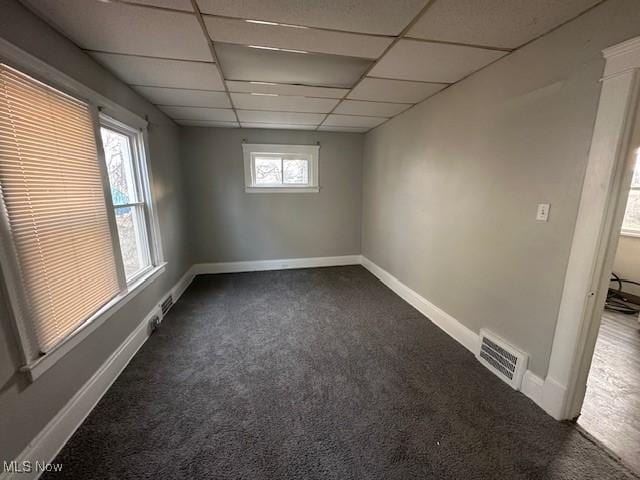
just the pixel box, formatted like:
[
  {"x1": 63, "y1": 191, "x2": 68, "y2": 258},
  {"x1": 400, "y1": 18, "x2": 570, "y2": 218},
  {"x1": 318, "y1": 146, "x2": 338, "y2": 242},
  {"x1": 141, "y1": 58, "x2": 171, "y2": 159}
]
[
  {"x1": 190, "y1": 0, "x2": 240, "y2": 125},
  {"x1": 314, "y1": 0, "x2": 439, "y2": 132}
]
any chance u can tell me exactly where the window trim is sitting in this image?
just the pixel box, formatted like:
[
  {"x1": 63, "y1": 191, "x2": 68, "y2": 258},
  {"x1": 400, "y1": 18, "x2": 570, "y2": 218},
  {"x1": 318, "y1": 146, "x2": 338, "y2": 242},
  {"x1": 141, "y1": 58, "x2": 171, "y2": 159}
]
[
  {"x1": 242, "y1": 143, "x2": 320, "y2": 193},
  {"x1": 620, "y1": 156, "x2": 640, "y2": 237},
  {"x1": 0, "y1": 40, "x2": 165, "y2": 381}
]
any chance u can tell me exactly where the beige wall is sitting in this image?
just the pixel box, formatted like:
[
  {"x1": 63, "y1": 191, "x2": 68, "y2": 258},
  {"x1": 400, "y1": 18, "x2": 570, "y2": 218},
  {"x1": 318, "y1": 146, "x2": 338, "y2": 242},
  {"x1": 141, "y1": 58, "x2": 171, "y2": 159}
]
[
  {"x1": 0, "y1": 0, "x2": 191, "y2": 461},
  {"x1": 361, "y1": 0, "x2": 640, "y2": 378},
  {"x1": 613, "y1": 235, "x2": 640, "y2": 297},
  {"x1": 181, "y1": 127, "x2": 363, "y2": 263}
]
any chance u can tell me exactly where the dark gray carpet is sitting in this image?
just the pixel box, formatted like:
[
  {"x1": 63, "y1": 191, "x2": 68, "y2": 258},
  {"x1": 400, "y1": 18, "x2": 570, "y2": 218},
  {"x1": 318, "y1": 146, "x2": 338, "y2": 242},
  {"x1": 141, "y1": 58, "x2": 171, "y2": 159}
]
[{"x1": 45, "y1": 266, "x2": 638, "y2": 479}]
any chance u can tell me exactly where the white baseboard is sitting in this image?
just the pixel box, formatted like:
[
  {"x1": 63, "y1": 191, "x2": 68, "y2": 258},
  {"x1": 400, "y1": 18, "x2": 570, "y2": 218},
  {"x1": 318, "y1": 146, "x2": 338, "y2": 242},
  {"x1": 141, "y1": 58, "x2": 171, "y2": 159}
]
[
  {"x1": 2, "y1": 269, "x2": 193, "y2": 480},
  {"x1": 360, "y1": 255, "x2": 550, "y2": 414},
  {"x1": 360, "y1": 256, "x2": 479, "y2": 353},
  {"x1": 192, "y1": 254, "x2": 361, "y2": 275}
]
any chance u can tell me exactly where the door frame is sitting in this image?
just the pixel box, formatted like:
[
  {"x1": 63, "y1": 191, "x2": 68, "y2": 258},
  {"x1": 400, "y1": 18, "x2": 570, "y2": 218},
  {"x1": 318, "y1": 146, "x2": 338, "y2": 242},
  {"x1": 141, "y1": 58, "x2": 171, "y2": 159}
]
[{"x1": 542, "y1": 36, "x2": 640, "y2": 420}]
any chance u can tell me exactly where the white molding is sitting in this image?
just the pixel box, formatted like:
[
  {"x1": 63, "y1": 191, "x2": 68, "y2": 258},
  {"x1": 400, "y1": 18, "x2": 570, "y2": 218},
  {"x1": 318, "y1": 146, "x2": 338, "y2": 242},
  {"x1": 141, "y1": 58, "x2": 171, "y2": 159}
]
[
  {"x1": 1, "y1": 268, "x2": 193, "y2": 480},
  {"x1": 546, "y1": 37, "x2": 640, "y2": 421},
  {"x1": 360, "y1": 256, "x2": 549, "y2": 411},
  {"x1": 192, "y1": 255, "x2": 361, "y2": 275},
  {"x1": 360, "y1": 256, "x2": 478, "y2": 353}
]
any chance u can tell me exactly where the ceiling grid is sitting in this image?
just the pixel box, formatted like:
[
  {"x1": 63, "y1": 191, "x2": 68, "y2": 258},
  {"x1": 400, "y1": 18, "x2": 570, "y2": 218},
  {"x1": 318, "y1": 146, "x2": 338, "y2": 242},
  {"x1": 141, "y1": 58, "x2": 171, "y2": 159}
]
[{"x1": 20, "y1": 0, "x2": 605, "y2": 132}]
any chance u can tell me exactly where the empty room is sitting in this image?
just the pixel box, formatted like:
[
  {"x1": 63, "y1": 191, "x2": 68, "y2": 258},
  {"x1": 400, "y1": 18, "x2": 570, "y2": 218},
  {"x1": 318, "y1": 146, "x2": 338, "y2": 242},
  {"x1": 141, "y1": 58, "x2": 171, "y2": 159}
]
[{"x1": 1, "y1": 0, "x2": 640, "y2": 478}]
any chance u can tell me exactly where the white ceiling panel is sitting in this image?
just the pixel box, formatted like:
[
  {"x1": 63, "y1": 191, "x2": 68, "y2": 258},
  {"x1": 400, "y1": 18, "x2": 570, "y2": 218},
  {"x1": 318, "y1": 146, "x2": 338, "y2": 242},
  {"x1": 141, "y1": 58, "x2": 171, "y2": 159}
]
[
  {"x1": 334, "y1": 100, "x2": 409, "y2": 117},
  {"x1": 369, "y1": 39, "x2": 507, "y2": 83},
  {"x1": 226, "y1": 81, "x2": 347, "y2": 99},
  {"x1": 196, "y1": 0, "x2": 428, "y2": 35},
  {"x1": 126, "y1": 0, "x2": 194, "y2": 11},
  {"x1": 323, "y1": 115, "x2": 386, "y2": 128},
  {"x1": 231, "y1": 93, "x2": 338, "y2": 113},
  {"x1": 203, "y1": 16, "x2": 391, "y2": 59},
  {"x1": 318, "y1": 125, "x2": 370, "y2": 133},
  {"x1": 407, "y1": 0, "x2": 601, "y2": 49},
  {"x1": 237, "y1": 110, "x2": 325, "y2": 125},
  {"x1": 217, "y1": 44, "x2": 372, "y2": 88},
  {"x1": 134, "y1": 86, "x2": 230, "y2": 108},
  {"x1": 240, "y1": 123, "x2": 317, "y2": 130},
  {"x1": 91, "y1": 53, "x2": 224, "y2": 90},
  {"x1": 348, "y1": 77, "x2": 447, "y2": 103},
  {"x1": 158, "y1": 106, "x2": 236, "y2": 121},
  {"x1": 24, "y1": 0, "x2": 211, "y2": 61},
  {"x1": 177, "y1": 120, "x2": 240, "y2": 127}
]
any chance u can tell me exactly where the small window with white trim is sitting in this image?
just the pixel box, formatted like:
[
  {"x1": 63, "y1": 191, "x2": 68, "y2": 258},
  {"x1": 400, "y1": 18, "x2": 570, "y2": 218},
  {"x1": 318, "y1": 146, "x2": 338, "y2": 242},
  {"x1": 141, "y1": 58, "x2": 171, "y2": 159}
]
[
  {"x1": 622, "y1": 151, "x2": 640, "y2": 236},
  {"x1": 243, "y1": 143, "x2": 319, "y2": 192}
]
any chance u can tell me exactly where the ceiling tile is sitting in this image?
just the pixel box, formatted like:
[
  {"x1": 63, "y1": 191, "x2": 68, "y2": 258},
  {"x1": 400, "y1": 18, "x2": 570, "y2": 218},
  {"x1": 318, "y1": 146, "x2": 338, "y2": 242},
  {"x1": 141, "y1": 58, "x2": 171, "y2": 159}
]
[
  {"x1": 323, "y1": 115, "x2": 386, "y2": 128},
  {"x1": 134, "y1": 86, "x2": 230, "y2": 108},
  {"x1": 204, "y1": 17, "x2": 391, "y2": 59},
  {"x1": 318, "y1": 125, "x2": 370, "y2": 133},
  {"x1": 369, "y1": 39, "x2": 507, "y2": 83},
  {"x1": 240, "y1": 123, "x2": 318, "y2": 130},
  {"x1": 334, "y1": 100, "x2": 409, "y2": 117},
  {"x1": 407, "y1": 0, "x2": 601, "y2": 49},
  {"x1": 91, "y1": 53, "x2": 224, "y2": 90},
  {"x1": 348, "y1": 77, "x2": 447, "y2": 103},
  {"x1": 226, "y1": 81, "x2": 347, "y2": 99},
  {"x1": 24, "y1": 0, "x2": 210, "y2": 61},
  {"x1": 231, "y1": 93, "x2": 338, "y2": 113},
  {"x1": 177, "y1": 120, "x2": 240, "y2": 127},
  {"x1": 217, "y1": 44, "x2": 372, "y2": 88},
  {"x1": 196, "y1": 0, "x2": 428, "y2": 35},
  {"x1": 126, "y1": 0, "x2": 193, "y2": 11},
  {"x1": 237, "y1": 110, "x2": 325, "y2": 125},
  {"x1": 158, "y1": 106, "x2": 236, "y2": 121}
]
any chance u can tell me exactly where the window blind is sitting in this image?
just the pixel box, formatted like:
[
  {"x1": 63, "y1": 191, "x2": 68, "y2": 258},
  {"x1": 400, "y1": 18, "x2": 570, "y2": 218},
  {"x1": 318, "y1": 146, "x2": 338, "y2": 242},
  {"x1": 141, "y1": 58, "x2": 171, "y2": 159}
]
[{"x1": 0, "y1": 64, "x2": 120, "y2": 356}]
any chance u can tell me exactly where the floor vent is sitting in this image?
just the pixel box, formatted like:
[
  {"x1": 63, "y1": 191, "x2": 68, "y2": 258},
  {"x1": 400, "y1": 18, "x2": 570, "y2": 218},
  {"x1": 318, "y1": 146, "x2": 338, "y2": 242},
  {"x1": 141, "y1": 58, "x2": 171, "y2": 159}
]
[
  {"x1": 161, "y1": 295, "x2": 173, "y2": 317},
  {"x1": 476, "y1": 329, "x2": 528, "y2": 390}
]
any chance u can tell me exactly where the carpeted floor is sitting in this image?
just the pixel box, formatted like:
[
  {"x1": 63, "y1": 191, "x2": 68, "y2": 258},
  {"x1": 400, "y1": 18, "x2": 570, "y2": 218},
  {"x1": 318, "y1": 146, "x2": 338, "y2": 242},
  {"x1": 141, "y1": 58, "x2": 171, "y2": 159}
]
[{"x1": 45, "y1": 266, "x2": 639, "y2": 479}]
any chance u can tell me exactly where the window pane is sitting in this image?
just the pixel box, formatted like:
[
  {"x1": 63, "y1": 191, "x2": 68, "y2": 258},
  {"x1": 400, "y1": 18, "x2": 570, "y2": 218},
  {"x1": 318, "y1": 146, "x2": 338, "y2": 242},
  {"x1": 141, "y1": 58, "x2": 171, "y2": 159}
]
[
  {"x1": 622, "y1": 189, "x2": 640, "y2": 232},
  {"x1": 283, "y1": 159, "x2": 309, "y2": 184},
  {"x1": 101, "y1": 127, "x2": 138, "y2": 205},
  {"x1": 254, "y1": 157, "x2": 282, "y2": 185},
  {"x1": 632, "y1": 153, "x2": 640, "y2": 188},
  {"x1": 115, "y1": 205, "x2": 150, "y2": 279}
]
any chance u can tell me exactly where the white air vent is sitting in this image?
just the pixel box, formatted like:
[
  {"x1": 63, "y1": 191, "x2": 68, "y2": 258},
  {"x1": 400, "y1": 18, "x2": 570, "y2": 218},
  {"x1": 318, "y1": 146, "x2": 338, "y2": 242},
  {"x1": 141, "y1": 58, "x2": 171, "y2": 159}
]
[
  {"x1": 161, "y1": 294, "x2": 173, "y2": 317},
  {"x1": 476, "y1": 329, "x2": 528, "y2": 390}
]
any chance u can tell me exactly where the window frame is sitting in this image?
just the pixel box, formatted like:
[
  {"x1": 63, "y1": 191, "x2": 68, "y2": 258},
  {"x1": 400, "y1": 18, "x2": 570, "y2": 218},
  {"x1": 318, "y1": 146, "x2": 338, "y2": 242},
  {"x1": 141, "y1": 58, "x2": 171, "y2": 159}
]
[
  {"x1": 242, "y1": 143, "x2": 320, "y2": 193},
  {"x1": 620, "y1": 152, "x2": 640, "y2": 237},
  {"x1": 0, "y1": 44, "x2": 165, "y2": 381}
]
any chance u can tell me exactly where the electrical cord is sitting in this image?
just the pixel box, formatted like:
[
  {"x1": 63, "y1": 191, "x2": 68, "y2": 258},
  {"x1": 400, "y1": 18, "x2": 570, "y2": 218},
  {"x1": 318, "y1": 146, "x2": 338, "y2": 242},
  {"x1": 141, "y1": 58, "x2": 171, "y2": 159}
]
[{"x1": 605, "y1": 272, "x2": 640, "y2": 314}]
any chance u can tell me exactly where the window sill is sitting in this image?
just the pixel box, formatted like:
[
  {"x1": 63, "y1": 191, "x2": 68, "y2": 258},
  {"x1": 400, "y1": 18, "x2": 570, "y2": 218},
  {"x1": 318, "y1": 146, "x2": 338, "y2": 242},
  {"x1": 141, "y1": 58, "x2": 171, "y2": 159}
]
[
  {"x1": 620, "y1": 229, "x2": 640, "y2": 238},
  {"x1": 20, "y1": 262, "x2": 167, "y2": 382},
  {"x1": 245, "y1": 186, "x2": 320, "y2": 193}
]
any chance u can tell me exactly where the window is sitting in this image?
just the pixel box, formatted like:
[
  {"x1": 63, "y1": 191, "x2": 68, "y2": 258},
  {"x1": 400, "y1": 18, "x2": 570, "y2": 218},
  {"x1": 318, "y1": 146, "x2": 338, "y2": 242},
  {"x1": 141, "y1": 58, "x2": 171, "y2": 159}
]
[
  {"x1": 622, "y1": 151, "x2": 640, "y2": 236},
  {"x1": 243, "y1": 143, "x2": 319, "y2": 192},
  {"x1": 0, "y1": 63, "x2": 162, "y2": 373},
  {"x1": 100, "y1": 117, "x2": 153, "y2": 282}
]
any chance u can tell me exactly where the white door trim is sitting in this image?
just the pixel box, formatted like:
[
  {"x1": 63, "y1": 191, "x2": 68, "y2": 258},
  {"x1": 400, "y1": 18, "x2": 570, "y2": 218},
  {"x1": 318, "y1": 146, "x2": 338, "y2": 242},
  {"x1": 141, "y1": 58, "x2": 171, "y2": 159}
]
[{"x1": 544, "y1": 36, "x2": 640, "y2": 420}]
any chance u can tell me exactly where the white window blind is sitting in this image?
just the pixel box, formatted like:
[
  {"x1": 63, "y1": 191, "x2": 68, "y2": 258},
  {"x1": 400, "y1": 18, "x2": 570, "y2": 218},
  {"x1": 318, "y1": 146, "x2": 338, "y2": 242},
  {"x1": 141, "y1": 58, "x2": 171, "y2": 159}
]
[{"x1": 0, "y1": 64, "x2": 120, "y2": 356}]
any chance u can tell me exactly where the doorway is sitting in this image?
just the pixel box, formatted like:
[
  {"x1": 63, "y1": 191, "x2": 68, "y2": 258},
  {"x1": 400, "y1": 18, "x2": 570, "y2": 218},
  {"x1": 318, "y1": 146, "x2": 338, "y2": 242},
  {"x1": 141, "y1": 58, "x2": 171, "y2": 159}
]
[{"x1": 577, "y1": 153, "x2": 640, "y2": 472}]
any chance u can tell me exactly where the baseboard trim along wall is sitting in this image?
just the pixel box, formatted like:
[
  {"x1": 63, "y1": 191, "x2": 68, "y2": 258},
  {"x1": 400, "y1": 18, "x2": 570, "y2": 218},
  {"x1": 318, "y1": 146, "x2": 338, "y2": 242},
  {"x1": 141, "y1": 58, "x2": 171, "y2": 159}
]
[
  {"x1": 2, "y1": 269, "x2": 195, "y2": 480},
  {"x1": 359, "y1": 255, "x2": 549, "y2": 414},
  {"x1": 5, "y1": 254, "x2": 566, "y2": 477},
  {"x1": 191, "y1": 255, "x2": 361, "y2": 275}
]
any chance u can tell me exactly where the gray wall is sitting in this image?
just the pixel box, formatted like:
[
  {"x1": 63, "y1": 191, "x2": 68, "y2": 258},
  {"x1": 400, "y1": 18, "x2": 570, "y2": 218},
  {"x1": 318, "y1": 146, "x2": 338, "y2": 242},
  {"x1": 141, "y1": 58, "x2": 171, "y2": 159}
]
[
  {"x1": 181, "y1": 128, "x2": 363, "y2": 263},
  {"x1": 361, "y1": 0, "x2": 640, "y2": 378},
  {"x1": 0, "y1": 0, "x2": 190, "y2": 461}
]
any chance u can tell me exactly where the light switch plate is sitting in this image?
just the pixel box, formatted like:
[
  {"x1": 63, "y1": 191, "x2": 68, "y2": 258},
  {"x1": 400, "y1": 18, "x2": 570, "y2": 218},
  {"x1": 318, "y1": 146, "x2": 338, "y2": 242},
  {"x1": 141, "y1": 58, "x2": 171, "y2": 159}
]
[{"x1": 536, "y1": 203, "x2": 550, "y2": 222}]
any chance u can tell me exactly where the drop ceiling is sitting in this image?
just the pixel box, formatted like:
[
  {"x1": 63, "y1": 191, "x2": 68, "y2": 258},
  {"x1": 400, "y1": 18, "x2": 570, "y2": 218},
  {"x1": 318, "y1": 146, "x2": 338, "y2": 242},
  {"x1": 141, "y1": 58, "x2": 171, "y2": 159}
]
[{"x1": 22, "y1": 0, "x2": 603, "y2": 132}]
